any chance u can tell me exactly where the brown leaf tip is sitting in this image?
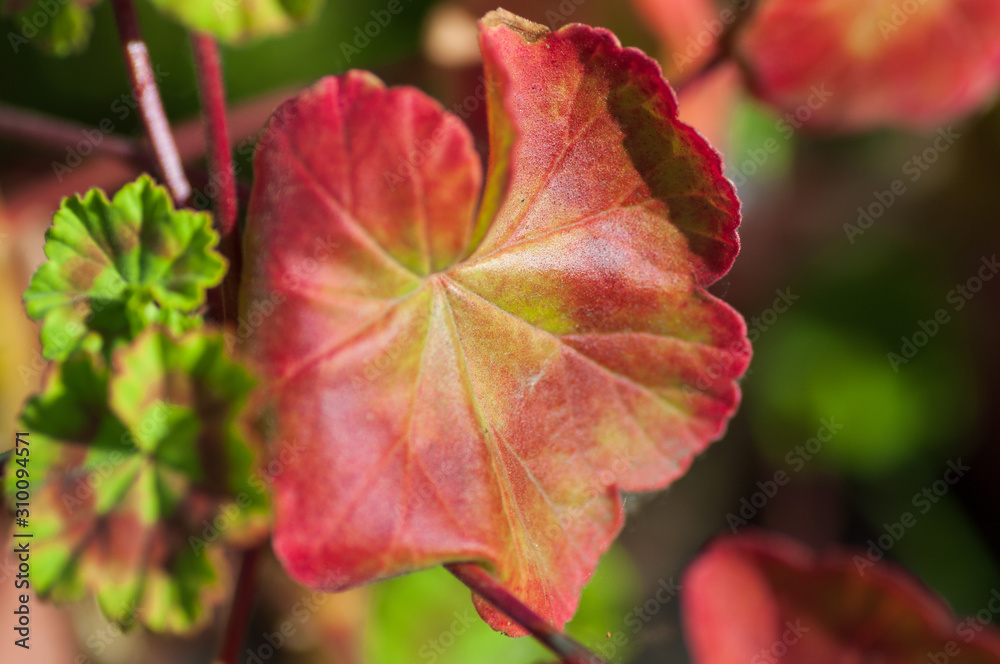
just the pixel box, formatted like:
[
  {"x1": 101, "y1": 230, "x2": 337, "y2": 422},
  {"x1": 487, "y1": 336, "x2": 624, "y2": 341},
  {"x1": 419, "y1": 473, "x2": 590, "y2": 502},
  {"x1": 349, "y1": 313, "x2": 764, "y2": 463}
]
[{"x1": 481, "y1": 8, "x2": 550, "y2": 43}]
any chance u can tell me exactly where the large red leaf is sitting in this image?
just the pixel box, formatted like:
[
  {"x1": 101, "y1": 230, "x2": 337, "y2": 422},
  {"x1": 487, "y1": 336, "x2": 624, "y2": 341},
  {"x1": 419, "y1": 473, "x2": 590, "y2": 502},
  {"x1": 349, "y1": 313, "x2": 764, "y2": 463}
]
[
  {"x1": 735, "y1": 0, "x2": 1000, "y2": 130},
  {"x1": 683, "y1": 531, "x2": 1000, "y2": 663},
  {"x1": 241, "y1": 9, "x2": 749, "y2": 634}
]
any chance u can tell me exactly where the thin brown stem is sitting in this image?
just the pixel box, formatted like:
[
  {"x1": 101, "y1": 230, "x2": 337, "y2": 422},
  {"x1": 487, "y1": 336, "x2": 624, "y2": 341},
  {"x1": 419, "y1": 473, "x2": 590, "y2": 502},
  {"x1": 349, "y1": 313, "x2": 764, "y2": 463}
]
[
  {"x1": 673, "y1": 50, "x2": 727, "y2": 95},
  {"x1": 191, "y1": 33, "x2": 238, "y2": 237},
  {"x1": 215, "y1": 547, "x2": 262, "y2": 664},
  {"x1": 447, "y1": 562, "x2": 608, "y2": 664},
  {"x1": 673, "y1": 0, "x2": 758, "y2": 95},
  {"x1": 191, "y1": 32, "x2": 241, "y2": 323},
  {"x1": 0, "y1": 103, "x2": 252, "y2": 210},
  {"x1": 110, "y1": 0, "x2": 191, "y2": 204},
  {"x1": 0, "y1": 103, "x2": 145, "y2": 162},
  {"x1": 189, "y1": 37, "x2": 251, "y2": 663}
]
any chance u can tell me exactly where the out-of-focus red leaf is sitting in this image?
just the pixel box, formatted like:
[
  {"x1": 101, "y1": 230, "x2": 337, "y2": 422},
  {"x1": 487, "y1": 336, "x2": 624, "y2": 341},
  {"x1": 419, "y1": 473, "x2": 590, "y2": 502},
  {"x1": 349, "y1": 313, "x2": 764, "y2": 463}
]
[
  {"x1": 242, "y1": 9, "x2": 748, "y2": 634},
  {"x1": 677, "y1": 63, "x2": 743, "y2": 156},
  {"x1": 735, "y1": 0, "x2": 1000, "y2": 131},
  {"x1": 631, "y1": 0, "x2": 722, "y2": 78},
  {"x1": 683, "y1": 531, "x2": 1000, "y2": 664},
  {"x1": 628, "y1": 0, "x2": 745, "y2": 152}
]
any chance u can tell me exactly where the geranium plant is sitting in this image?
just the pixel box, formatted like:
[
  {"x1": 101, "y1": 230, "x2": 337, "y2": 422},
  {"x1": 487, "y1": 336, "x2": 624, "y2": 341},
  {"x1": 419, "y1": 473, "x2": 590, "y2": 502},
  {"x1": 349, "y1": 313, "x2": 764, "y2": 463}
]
[{"x1": 2, "y1": 0, "x2": 999, "y2": 662}]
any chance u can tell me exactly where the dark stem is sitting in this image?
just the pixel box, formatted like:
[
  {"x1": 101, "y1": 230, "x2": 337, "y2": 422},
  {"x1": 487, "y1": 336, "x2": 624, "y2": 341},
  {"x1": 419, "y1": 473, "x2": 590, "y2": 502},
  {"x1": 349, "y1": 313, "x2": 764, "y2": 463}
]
[
  {"x1": 189, "y1": 35, "x2": 251, "y2": 664},
  {"x1": 191, "y1": 33, "x2": 238, "y2": 238},
  {"x1": 191, "y1": 32, "x2": 241, "y2": 323},
  {"x1": 110, "y1": 0, "x2": 191, "y2": 204},
  {"x1": 0, "y1": 102, "x2": 251, "y2": 208},
  {"x1": 673, "y1": 49, "x2": 727, "y2": 96},
  {"x1": 216, "y1": 547, "x2": 262, "y2": 664},
  {"x1": 446, "y1": 563, "x2": 609, "y2": 664},
  {"x1": 672, "y1": 0, "x2": 758, "y2": 95},
  {"x1": 0, "y1": 103, "x2": 145, "y2": 162}
]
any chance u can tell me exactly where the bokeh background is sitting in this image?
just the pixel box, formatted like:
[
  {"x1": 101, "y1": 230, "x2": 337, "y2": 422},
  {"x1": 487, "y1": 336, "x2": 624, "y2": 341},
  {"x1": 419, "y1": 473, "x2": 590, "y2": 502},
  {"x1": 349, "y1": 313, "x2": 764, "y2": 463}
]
[{"x1": 2, "y1": 1, "x2": 999, "y2": 662}]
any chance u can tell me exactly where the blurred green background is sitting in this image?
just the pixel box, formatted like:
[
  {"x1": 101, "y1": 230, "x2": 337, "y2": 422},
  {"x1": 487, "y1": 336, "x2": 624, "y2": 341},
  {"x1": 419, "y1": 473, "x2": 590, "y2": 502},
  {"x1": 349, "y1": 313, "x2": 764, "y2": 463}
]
[{"x1": 2, "y1": 1, "x2": 999, "y2": 662}]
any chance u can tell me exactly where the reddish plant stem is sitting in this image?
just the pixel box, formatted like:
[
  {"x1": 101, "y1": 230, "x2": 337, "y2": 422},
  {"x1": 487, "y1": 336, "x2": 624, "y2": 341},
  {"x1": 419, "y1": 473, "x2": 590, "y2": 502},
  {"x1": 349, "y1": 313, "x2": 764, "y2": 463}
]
[
  {"x1": 191, "y1": 32, "x2": 241, "y2": 323},
  {"x1": 0, "y1": 103, "x2": 252, "y2": 210},
  {"x1": 447, "y1": 563, "x2": 608, "y2": 664},
  {"x1": 110, "y1": 0, "x2": 191, "y2": 204},
  {"x1": 673, "y1": 49, "x2": 727, "y2": 95},
  {"x1": 672, "y1": 0, "x2": 757, "y2": 95},
  {"x1": 188, "y1": 170, "x2": 252, "y2": 209},
  {"x1": 0, "y1": 103, "x2": 145, "y2": 162},
  {"x1": 191, "y1": 33, "x2": 238, "y2": 238},
  {"x1": 215, "y1": 547, "x2": 262, "y2": 664},
  {"x1": 189, "y1": 32, "x2": 251, "y2": 664}
]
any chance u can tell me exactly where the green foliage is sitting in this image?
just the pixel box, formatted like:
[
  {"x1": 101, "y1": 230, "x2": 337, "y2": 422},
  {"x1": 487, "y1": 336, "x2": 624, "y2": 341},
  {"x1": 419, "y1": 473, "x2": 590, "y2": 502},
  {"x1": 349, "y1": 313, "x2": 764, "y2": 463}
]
[
  {"x1": 748, "y1": 244, "x2": 976, "y2": 476},
  {"x1": 0, "y1": 0, "x2": 432, "y2": 128},
  {"x1": 9, "y1": 176, "x2": 268, "y2": 633},
  {"x1": 726, "y1": 99, "x2": 795, "y2": 186},
  {"x1": 365, "y1": 546, "x2": 642, "y2": 664},
  {"x1": 2, "y1": 0, "x2": 95, "y2": 56},
  {"x1": 146, "y1": 0, "x2": 323, "y2": 43},
  {"x1": 7, "y1": 330, "x2": 267, "y2": 631},
  {"x1": 23, "y1": 175, "x2": 225, "y2": 361},
  {"x1": 3, "y1": 0, "x2": 323, "y2": 56}
]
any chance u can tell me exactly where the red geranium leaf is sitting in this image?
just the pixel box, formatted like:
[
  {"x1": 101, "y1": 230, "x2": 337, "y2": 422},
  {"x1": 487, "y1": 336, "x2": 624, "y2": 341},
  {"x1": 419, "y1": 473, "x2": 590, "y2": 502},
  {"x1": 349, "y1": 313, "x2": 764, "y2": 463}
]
[
  {"x1": 675, "y1": 63, "x2": 743, "y2": 157},
  {"x1": 735, "y1": 0, "x2": 1000, "y2": 130},
  {"x1": 683, "y1": 531, "x2": 1000, "y2": 663},
  {"x1": 242, "y1": 9, "x2": 749, "y2": 634},
  {"x1": 631, "y1": 0, "x2": 723, "y2": 77},
  {"x1": 628, "y1": 0, "x2": 745, "y2": 153}
]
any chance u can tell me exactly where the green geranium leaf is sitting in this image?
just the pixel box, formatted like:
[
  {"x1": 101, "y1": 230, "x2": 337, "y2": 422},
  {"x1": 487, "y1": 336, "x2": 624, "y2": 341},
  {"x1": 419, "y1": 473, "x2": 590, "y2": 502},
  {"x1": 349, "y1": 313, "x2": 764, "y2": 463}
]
[
  {"x1": 23, "y1": 176, "x2": 226, "y2": 361},
  {"x1": 5, "y1": 328, "x2": 269, "y2": 633},
  {"x1": 146, "y1": 0, "x2": 324, "y2": 43},
  {"x1": 3, "y1": 0, "x2": 95, "y2": 56},
  {"x1": 5, "y1": 0, "x2": 322, "y2": 55}
]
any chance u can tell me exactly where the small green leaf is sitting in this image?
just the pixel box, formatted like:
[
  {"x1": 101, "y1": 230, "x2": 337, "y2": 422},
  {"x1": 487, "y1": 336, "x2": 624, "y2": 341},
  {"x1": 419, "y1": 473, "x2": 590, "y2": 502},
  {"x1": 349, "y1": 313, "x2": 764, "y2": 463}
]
[
  {"x1": 24, "y1": 176, "x2": 226, "y2": 361},
  {"x1": 2, "y1": 0, "x2": 95, "y2": 56},
  {"x1": 5, "y1": 328, "x2": 268, "y2": 633},
  {"x1": 146, "y1": 0, "x2": 324, "y2": 43},
  {"x1": 4, "y1": 0, "x2": 322, "y2": 54}
]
